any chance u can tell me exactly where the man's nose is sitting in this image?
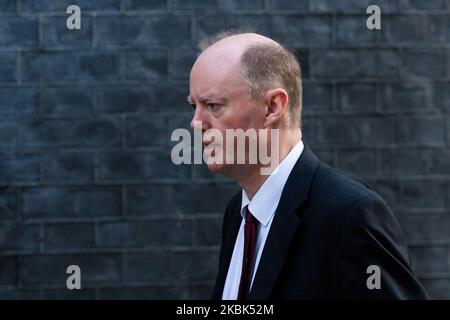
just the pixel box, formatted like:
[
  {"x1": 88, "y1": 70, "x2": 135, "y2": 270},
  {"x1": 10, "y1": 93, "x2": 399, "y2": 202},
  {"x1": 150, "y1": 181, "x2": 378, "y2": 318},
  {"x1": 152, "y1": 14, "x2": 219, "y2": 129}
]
[{"x1": 190, "y1": 108, "x2": 210, "y2": 131}]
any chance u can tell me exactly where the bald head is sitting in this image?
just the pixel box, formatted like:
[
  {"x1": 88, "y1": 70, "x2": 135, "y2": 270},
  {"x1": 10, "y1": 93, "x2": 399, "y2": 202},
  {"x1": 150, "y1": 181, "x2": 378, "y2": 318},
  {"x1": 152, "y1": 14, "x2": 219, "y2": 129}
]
[
  {"x1": 191, "y1": 31, "x2": 303, "y2": 128},
  {"x1": 200, "y1": 32, "x2": 279, "y2": 56}
]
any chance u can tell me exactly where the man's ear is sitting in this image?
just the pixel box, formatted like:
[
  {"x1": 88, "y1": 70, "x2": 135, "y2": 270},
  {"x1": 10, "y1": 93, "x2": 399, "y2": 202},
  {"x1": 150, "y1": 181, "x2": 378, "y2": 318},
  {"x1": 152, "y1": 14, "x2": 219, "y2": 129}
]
[{"x1": 264, "y1": 88, "x2": 289, "y2": 127}]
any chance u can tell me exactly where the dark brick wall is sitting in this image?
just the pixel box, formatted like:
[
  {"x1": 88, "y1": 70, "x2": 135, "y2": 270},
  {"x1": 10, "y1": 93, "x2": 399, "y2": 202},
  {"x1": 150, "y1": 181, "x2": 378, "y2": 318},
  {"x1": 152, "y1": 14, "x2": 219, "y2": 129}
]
[{"x1": 0, "y1": 0, "x2": 449, "y2": 299}]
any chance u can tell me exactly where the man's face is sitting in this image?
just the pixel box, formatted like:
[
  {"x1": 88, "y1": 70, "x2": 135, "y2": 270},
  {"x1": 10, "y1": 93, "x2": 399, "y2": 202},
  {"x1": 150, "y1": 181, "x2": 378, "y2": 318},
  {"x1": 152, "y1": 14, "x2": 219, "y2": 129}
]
[{"x1": 188, "y1": 47, "x2": 266, "y2": 175}]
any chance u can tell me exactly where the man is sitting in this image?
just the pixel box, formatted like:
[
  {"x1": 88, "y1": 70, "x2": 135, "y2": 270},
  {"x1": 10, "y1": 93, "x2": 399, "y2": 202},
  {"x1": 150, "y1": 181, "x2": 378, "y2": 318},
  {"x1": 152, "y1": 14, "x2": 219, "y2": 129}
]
[{"x1": 187, "y1": 31, "x2": 429, "y2": 300}]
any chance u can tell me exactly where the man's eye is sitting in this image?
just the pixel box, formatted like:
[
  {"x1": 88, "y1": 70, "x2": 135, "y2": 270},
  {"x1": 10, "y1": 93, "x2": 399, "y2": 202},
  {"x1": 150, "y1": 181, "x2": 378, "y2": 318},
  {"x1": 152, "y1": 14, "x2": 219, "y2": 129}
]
[{"x1": 207, "y1": 103, "x2": 219, "y2": 110}]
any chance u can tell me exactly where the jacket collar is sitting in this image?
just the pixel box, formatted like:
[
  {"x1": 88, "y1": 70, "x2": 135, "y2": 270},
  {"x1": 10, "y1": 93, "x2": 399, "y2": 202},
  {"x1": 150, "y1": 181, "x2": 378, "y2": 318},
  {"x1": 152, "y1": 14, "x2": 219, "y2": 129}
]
[{"x1": 249, "y1": 143, "x2": 319, "y2": 299}]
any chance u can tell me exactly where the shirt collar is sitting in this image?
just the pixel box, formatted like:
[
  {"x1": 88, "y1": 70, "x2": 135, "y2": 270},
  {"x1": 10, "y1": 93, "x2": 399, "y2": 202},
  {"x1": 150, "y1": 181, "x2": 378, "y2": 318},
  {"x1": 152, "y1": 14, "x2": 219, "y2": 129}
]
[{"x1": 241, "y1": 139, "x2": 304, "y2": 227}]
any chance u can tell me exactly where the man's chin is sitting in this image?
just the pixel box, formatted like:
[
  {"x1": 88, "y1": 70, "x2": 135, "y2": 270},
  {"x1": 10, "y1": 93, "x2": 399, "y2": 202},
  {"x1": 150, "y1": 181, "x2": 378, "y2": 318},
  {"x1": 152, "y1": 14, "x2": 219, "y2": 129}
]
[{"x1": 206, "y1": 162, "x2": 228, "y2": 174}]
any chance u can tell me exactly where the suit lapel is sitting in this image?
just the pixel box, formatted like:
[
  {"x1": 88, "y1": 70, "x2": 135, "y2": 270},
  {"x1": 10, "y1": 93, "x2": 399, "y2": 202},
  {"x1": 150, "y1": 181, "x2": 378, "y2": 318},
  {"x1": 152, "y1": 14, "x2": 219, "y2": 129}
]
[
  {"x1": 211, "y1": 194, "x2": 242, "y2": 299},
  {"x1": 249, "y1": 144, "x2": 319, "y2": 299}
]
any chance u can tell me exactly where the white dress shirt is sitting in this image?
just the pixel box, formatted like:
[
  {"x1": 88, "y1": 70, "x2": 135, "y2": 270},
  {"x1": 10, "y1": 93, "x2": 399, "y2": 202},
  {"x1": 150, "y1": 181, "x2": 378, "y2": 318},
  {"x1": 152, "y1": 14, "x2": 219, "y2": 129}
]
[{"x1": 221, "y1": 139, "x2": 304, "y2": 300}]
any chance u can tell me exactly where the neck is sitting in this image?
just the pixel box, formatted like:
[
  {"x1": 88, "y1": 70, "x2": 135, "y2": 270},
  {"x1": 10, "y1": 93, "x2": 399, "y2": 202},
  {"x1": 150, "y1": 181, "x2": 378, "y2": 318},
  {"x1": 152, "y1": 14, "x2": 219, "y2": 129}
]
[{"x1": 237, "y1": 128, "x2": 301, "y2": 199}]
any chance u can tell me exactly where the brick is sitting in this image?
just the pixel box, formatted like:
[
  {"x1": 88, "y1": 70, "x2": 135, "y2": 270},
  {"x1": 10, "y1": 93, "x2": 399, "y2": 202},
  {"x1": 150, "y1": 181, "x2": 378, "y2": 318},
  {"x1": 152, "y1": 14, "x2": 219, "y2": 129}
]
[
  {"x1": 0, "y1": 289, "x2": 40, "y2": 299},
  {"x1": 196, "y1": 219, "x2": 222, "y2": 246},
  {"x1": 267, "y1": 0, "x2": 309, "y2": 10},
  {"x1": 0, "y1": 256, "x2": 16, "y2": 285},
  {"x1": 20, "y1": 0, "x2": 120, "y2": 11},
  {"x1": 99, "y1": 286, "x2": 190, "y2": 299},
  {"x1": 312, "y1": 49, "x2": 400, "y2": 78},
  {"x1": 405, "y1": 0, "x2": 446, "y2": 10},
  {"x1": 337, "y1": 84, "x2": 375, "y2": 111},
  {"x1": 19, "y1": 254, "x2": 122, "y2": 284},
  {"x1": 170, "y1": 50, "x2": 197, "y2": 79},
  {"x1": 42, "y1": 16, "x2": 92, "y2": 46},
  {"x1": 125, "y1": 51, "x2": 167, "y2": 80},
  {"x1": 429, "y1": 17, "x2": 450, "y2": 42},
  {"x1": 400, "y1": 214, "x2": 450, "y2": 242},
  {"x1": 171, "y1": 184, "x2": 238, "y2": 215},
  {"x1": 379, "y1": 16, "x2": 428, "y2": 44},
  {"x1": 43, "y1": 153, "x2": 94, "y2": 182},
  {"x1": 0, "y1": 224, "x2": 40, "y2": 251},
  {"x1": 0, "y1": 120, "x2": 18, "y2": 148},
  {"x1": 98, "y1": 152, "x2": 190, "y2": 181},
  {"x1": 23, "y1": 187, "x2": 122, "y2": 219},
  {"x1": 98, "y1": 220, "x2": 193, "y2": 247},
  {"x1": 401, "y1": 181, "x2": 446, "y2": 209},
  {"x1": 302, "y1": 84, "x2": 331, "y2": 112},
  {"x1": 0, "y1": 0, "x2": 16, "y2": 13},
  {"x1": 126, "y1": 252, "x2": 171, "y2": 282},
  {"x1": 195, "y1": 16, "x2": 241, "y2": 42},
  {"x1": 45, "y1": 223, "x2": 95, "y2": 250},
  {"x1": 127, "y1": 185, "x2": 171, "y2": 215},
  {"x1": 42, "y1": 288, "x2": 97, "y2": 299},
  {"x1": 381, "y1": 148, "x2": 450, "y2": 176},
  {"x1": 191, "y1": 285, "x2": 214, "y2": 299},
  {"x1": 0, "y1": 123, "x2": 14, "y2": 142},
  {"x1": 380, "y1": 83, "x2": 429, "y2": 110},
  {"x1": 19, "y1": 119, "x2": 120, "y2": 147},
  {"x1": 40, "y1": 87, "x2": 92, "y2": 114},
  {"x1": 313, "y1": 0, "x2": 398, "y2": 12},
  {"x1": 0, "y1": 52, "x2": 16, "y2": 81},
  {"x1": 402, "y1": 49, "x2": 446, "y2": 77},
  {"x1": 292, "y1": 49, "x2": 309, "y2": 78},
  {"x1": 98, "y1": 85, "x2": 188, "y2": 113},
  {"x1": 373, "y1": 50, "x2": 401, "y2": 77},
  {"x1": 0, "y1": 187, "x2": 17, "y2": 220},
  {"x1": 447, "y1": 117, "x2": 450, "y2": 142},
  {"x1": 174, "y1": 251, "x2": 219, "y2": 281},
  {"x1": 420, "y1": 278, "x2": 450, "y2": 299},
  {"x1": 0, "y1": 154, "x2": 40, "y2": 182},
  {"x1": 337, "y1": 16, "x2": 375, "y2": 44},
  {"x1": 432, "y1": 83, "x2": 450, "y2": 113},
  {"x1": 409, "y1": 246, "x2": 448, "y2": 274},
  {"x1": 0, "y1": 18, "x2": 37, "y2": 46},
  {"x1": 399, "y1": 116, "x2": 446, "y2": 144},
  {"x1": 123, "y1": 0, "x2": 167, "y2": 10},
  {"x1": 336, "y1": 149, "x2": 377, "y2": 177},
  {"x1": 0, "y1": 88, "x2": 38, "y2": 114},
  {"x1": 315, "y1": 116, "x2": 397, "y2": 145},
  {"x1": 313, "y1": 149, "x2": 334, "y2": 166},
  {"x1": 369, "y1": 181, "x2": 399, "y2": 212},
  {"x1": 243, "y1": 16, "x2": 331, "y2": 46},
  {"x1": 301, "y1": 115, "x2": 315, "y2": 143},
  {"x1": 127, "y1": 251, "x2": 218, "y2": 281},
  {"x1": 126, "y1": 117, "x2": 168, "y2": 147},
  {"x1": 22, "y1": 52, "x2": 119, "y2": 81},
  {"x1": 173, "y1": 0, "x2": 264, "y2": 10},
  {"x1": 96, "y1": 16, "x2": 190, "y2": 45},
  {"x1": 167, "y1": 114, "x2": 192, "y2": 134}
]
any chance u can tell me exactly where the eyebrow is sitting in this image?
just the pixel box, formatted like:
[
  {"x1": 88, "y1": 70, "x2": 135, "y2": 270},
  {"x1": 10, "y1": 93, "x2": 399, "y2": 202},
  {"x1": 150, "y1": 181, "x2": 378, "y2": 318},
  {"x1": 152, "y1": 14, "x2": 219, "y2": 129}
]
[{"x1": 187, "y1": 93, "x2": 227, "y2": 105}]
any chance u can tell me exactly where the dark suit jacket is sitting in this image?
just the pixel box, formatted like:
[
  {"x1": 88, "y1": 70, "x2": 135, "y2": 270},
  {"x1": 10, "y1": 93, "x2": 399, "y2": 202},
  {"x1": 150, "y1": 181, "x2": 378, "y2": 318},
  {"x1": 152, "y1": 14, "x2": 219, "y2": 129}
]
[{"x1": 212, "y1": 144, "x2": 429, "y2": 300}]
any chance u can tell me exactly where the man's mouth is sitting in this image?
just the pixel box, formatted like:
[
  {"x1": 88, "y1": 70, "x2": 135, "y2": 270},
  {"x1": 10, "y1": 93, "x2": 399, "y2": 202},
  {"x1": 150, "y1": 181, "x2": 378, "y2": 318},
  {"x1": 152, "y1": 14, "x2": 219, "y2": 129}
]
[{"x1": 202, "y1": 139, "x2": 213, "y2": 147}]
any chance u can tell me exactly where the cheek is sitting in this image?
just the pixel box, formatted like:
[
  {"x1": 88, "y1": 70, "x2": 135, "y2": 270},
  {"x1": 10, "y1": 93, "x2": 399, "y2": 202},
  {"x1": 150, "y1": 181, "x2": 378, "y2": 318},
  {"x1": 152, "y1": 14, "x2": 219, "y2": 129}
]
[
  {"x1": 237, "y1": 103, "x2": 265, "y2": 129},
  {"x1": 215, "y1": 100, "x2": 264, "y2": 130}
]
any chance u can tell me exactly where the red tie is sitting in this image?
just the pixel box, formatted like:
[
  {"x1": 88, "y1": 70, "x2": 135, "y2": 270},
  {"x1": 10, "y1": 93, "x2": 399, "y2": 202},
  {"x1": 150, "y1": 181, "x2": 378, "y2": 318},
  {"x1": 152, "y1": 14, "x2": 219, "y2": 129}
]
[{"x1": 237, "y1": 207, "x2": 258, "y2": 300}]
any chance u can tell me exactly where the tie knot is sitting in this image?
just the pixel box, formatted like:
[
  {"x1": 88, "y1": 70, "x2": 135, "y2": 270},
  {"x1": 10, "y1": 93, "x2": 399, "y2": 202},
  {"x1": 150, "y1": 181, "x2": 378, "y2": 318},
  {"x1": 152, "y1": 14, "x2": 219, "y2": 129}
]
[{"x1": 246, "y1": 207, "x2": 256, "y2": 224}]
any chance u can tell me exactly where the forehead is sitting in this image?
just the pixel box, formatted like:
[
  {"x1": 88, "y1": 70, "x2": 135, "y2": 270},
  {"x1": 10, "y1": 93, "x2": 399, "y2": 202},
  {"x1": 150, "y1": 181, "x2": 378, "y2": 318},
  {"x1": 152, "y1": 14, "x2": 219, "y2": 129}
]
[{"x1": 189, "y1": 44, "x2": 247, "y2": 99}]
